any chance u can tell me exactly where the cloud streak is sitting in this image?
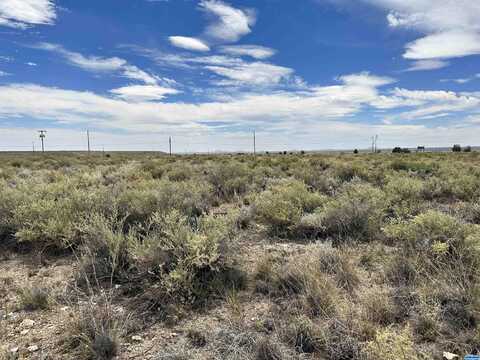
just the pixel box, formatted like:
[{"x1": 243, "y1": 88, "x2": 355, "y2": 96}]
[
  {"x1": 36, "y1": 43, "x2": 163, "y2": 85},
  {"x1": 0, "y1": 0, "x2": 56, "y2": 29}
]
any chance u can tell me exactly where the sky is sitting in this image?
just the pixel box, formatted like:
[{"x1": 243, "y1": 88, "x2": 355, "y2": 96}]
[{"x1": 0, "y1": 0, "x2": 479, "y2": 152}]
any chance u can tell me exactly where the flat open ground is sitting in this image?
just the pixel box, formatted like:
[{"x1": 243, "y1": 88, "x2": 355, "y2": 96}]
[{"x1": 1, "y1": 152, "x2": 480, "y2": 359}]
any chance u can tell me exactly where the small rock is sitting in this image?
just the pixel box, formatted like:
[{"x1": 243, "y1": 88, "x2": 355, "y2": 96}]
[
  {"x1": 443, "y1": 352, "x2": 459, "y2": 360},
  {"x1": 20, "y1": 329, "x2": 29, "y2": 335},
  {"x1": 60, "y1": 306, "x2": 69, "y2": 311},
  {"x1": 27, "y1": 345, "x2": 39, "y2": 352},
  {"x1": 10, "y1": 347, "x2": 19, "y2": 354},
  {"x1": 131, "y1": 335, "x2": 143, "y2": 342},
  {"x1": 20, "y1": 319, "x2": 35, "y2": 328}
]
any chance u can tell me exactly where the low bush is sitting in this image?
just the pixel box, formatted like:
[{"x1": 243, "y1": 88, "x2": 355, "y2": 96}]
[
  {"x1": 385, "y1": 176, "x2": 426, "y2": 217},
  {"x1": 321, "y1": 182, "x2": 387, "y2": 241},
  {"x1": 207, "y1": 161, "x2": 252, "y2": 202},
  {"x1": 254, "y1": 180, "x2": 325, "y2": 236},
  {"x1": 362, "y1": 326, "x2": 425, "y2": 360}
]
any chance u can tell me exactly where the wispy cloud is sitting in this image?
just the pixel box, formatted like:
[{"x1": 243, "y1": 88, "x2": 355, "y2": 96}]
[
  {"x1": 405, "y1": 59, "x2": 449, "y2": 72},
  {"x1": 440, "y1": 74, "x2": 480, "y2": 84},
  {"x1": 0, "y1": 0, "x2": 56, "y2": 29},
  {"x1": 206, "y1": 62, "x2": 293, "y2": 86},
  {"x1": 110, "y1": 85, "x2": 181, "y2": 102},
  {"x1": 36, "y1": 43, "x2": 160, "y2": 85},
  {"x1": 219, "y1": 45, "x2": 276, "y2": 59}
]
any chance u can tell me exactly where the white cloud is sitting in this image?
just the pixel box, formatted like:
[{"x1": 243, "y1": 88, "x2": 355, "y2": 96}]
[
  {"x1": 206, "y1": 62, "x2": 294, "y2": 86},
  {"x1": 37, "y1": 43, "x2": 126, "y2": 71},
  {"x1": 0, "y1": 74, "x2": 479, "y2": 150},
  {"x1": 385, "y1": 88, "x2": 480, "y2": 121},
  {"x1": 219, "y1": 45, "x2": 276, "y2": 59},
  {"x1": 122, "y1": 65, "x2": 158, "y2": 85},
  {"x1": 199, "y1": 0, "x2": 256, "y2": 42},
  {"x1": 26, "y1": 62, "x2": 38, "y2": 66},
  {"x1": 110, "y1": 85, "x2": 180, "y2": 102},
  {"x1": 0, "y1": 70, "x2": 10, "y2": 76},
  {"x1": 338, "y1": 72, "x2": 395, "y2": 87},
  {"x1": 339, "y1": 0, "x2": 480, "y2": 61},
  {"x1": 405, "y1": 59, "x2": 449, "y2": 72},
  {"x1": 404, "y1": 31, "x2": 480, "y2": 60},
  {"x1": 0, "y1": 74, "x2": 390, "y2": 131},
  {"x1": 36, "y1": 43, "x2": 160, "y2": 85},
  {"x1": 129, "y1": 45, "x2": 291, "y2": 88},
  {"x1": 0, "y1": 0, "x2": 56, "y2": 29},
  {"x1": 169, "y1": 36, "x2": 210, "y2": 52}
]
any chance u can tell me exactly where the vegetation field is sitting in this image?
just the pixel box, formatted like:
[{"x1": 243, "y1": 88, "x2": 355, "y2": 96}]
[{"x1": 2, "y1": 151, "x2": 480, "y2": 359}]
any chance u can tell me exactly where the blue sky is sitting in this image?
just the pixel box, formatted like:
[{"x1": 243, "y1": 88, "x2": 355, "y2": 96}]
[{"x1": 0, "y1": 0, "x2": 479, "y2": 152}]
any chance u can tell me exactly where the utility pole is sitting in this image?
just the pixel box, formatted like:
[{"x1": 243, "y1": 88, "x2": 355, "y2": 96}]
[
  {"x1": 253, "y1": 130, "x2": 256, "y2": 157},
  {"x1": 38, "y1": 130, "x2": 47, "y2": 153},
  {"x1": 374, "y1": 135, "x2": 379, "y2": 153},
  {"x1": 32, "y1": 142, "x2": 35, "y2": 153},
  {"x1": 169, "y1": 136, "x2": 172, "y2": 156},
  {"x1": 87, "y1": 129, "x2": 91, "y2": 154}
]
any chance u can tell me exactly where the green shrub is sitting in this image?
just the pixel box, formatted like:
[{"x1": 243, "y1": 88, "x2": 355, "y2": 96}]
[
  {"x1": 321, "y1": 182, "x2": 387, "y2": 240},
  {"x1": 383, "y1": 210, "x2": 475, "y2": 257},
  {"x1": 131, "y1": 210, "x2": 245, "y2": 305},
  {"x1": 254, "y1": 180, "x2": 325, "y2": 236},
  {"x1": 0, "y1": 181, "x2": 24, "y2": 241},
  {"x1": 334, "y1": 163, "x2": 369, "y2": 182},
  {"x1": 76, "y1": 212, "x2": 133, "y2": 287},
  {"x1": 385, "y1": 176, "x2": 425, "y2": 217},
  {"x1": 362, "y1": 326, "x2": 425, "y2": 360},
  {"x1": 116, "y1": 179, "x2": 213, "y2": 225},
  {"x1": 13, "y1": 182, "x2": 103, "y2": 249},
  {"x1": 207, "y1": 161, "x2": 251, "y2": 201}
]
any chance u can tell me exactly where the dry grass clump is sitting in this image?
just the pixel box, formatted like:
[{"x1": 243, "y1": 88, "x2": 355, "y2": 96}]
[
  {"x1": 255, "y1": 248, "x2": 340, "y2": 319},
  {"x1": 254, "y1": 337, "x2": 284, "y2": 360},
  {"x1": 61, "y1": 298, "x2": 127, "y2": 360},
  {"x1": 316, "y1": 245, "x2": 359, "y2": 291},
  {"x1": 283, "y1": 315, "x2": 325, "y2": 353},
  {"x1": 17, "y1": 285, "x2": 50, "y2": 311}
]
